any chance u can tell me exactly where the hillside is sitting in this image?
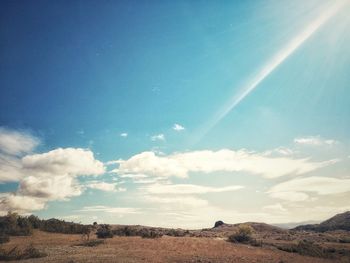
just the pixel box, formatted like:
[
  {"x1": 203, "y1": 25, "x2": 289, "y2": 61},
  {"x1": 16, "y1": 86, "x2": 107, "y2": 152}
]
[
  {"x1": 1, "y1": 213, "x2": 350, "y2": 262},
  {"x1": 294, "y1": 211, "x2": 350, "y2": 232}
]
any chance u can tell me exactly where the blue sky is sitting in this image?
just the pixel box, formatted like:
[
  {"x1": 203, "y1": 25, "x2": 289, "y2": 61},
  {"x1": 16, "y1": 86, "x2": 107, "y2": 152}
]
[{"x1": 0, "y1": 0, "x2": 350, "y2": 228}]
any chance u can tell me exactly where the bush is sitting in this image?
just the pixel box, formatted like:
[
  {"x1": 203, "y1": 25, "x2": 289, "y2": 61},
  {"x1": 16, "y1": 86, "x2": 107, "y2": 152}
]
[
  {"x1": 27, "y1": 215, "x2": 42, "y2": 229},
  {"x1": 96, "y1": 225, "x2": 114, "y2": 238},
  {"x1": 249, "y1": 238, "x2": 263, "y2": 247},
  {"x1": 339, "y1": 237, "x2": 350, "y2": 243},
  {"x1": 113, "y1": 226, "x2": 140, "y2": 237},
  {"x1": 0, "y1": 245, "x2": 47, "y2": 261},
  {"x1": 140, "y1": 229, "x2": 162, "y2": 239},
  {"x1": 77, "y1": 239, "x2": 104, "y2": 247},
  {"x1": 0, "y1": 234, "x2": 9, "y2": 244},
  {"x1": 228, "y1": 225, "x2": 254, "y2": 243},
  {"x1": 277, "y1": 240, "x2": 329, "y2": 258},
  {"x1": 0, "y1": 212, "x2": 32, "y2": 236},
  {"x1": 40, "y1": 218, "x2": 86, "y2": 234},
  {"x1": 166, "y1": 228, "x2": 186, "y2": 237}
]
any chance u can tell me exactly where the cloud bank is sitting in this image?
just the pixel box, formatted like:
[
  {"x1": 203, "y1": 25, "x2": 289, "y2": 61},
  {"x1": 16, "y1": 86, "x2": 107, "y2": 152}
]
[
  {"x1": 0, "y1": 128, "x2": 105, "y2": 214},
  {"x1": 268, "y1": 176, "x2": 350, "y2": 201},
  {"x1": 115, "y1": 149, "x2": 335, "y2": 178}
]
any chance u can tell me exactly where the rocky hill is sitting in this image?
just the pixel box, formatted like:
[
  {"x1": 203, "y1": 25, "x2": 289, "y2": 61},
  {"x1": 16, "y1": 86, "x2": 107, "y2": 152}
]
[{"x1": 294, "y1": 211, "x2": 350, "y2": 232}]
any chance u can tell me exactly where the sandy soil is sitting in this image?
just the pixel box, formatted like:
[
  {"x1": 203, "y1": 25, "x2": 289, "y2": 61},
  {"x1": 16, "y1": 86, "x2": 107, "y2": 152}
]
[{"x1": 0, "y1": 230, "x2": 337, "y2": 263}]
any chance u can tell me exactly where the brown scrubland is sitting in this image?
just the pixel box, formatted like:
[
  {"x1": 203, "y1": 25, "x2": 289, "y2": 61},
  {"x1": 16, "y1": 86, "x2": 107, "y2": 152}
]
[{"x1": 0, "y1": 212, "x2": 350, "y2": 262}]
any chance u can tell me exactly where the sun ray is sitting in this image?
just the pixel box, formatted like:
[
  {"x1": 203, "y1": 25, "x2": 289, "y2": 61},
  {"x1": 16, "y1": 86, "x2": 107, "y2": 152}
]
[{"x1": 195, "y1": 0, "x2": 348, "y2": 143}]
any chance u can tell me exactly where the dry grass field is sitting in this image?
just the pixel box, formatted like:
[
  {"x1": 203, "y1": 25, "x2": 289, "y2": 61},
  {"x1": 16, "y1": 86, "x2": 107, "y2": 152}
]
[{"x1": 0, "y1": 230, "x2": 342, "y2": 263}]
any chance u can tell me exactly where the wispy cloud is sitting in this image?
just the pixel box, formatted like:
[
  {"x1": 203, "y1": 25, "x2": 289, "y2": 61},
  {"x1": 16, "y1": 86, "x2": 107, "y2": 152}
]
[
  {"x1": 78, "y1": 205, "x2": 139, "y2": 214},
  {"x1": 0, "y1": 127, "x2": 39, "y2": 156},
  {"x1": 143, "y1": 195, "x2": 209, "y2": 208},
  {"x1": 262, "y1": 203, "x2": 287, "y2": 213},
  {"x1": 120, "y1": 133, "x2": 128, "y2": 138},
  {"x1": 86, "y1": 181, "x2": 119, "y2": 192},
  {"x1": 151, "y1": 134, "x2": 165, "y2": 141},
  {"x1": 294, "y1": 136, "x2": 338, "y2": 146},
  {"x1": 143, "y1": 183, "x2": 243, "y2": 194},
  {"x1": 268, "y1": 176, "x2": 350, "y2": 202},
  {"x1": 116, "y1": 149, "x2": 336, "y2": 178},
  {"x1": 173, "y1": 123, "x2": 185, "y2": 131}
]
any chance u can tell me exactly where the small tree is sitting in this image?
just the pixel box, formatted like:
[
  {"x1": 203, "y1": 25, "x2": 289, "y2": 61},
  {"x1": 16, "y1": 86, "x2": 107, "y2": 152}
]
[
  {"x1": 96, "y1": 224, "x2": 113, "y2": 239},
  {"x1": 229, "y1": 224, "x2": 253, "y2": 243}
]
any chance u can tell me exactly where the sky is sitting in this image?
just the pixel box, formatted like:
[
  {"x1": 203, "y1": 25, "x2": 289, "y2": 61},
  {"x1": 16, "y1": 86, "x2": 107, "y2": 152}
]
[{"x1": 0, "y1": 0, "x2": 350, "y2": 228}]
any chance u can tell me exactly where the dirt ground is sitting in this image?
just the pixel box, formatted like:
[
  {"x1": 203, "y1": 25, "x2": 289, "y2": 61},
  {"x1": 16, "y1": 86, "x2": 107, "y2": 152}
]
[{"x1": 0, "y1": 230, "x2": 339, "y2": 263}]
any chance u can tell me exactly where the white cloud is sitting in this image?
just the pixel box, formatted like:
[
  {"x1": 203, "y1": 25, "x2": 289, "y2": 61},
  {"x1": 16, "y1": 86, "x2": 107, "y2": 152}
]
[
  {"x1": 0, "y1": 194, "x2": 46, "y2": 214},
  {"x1": 268, "y1": 191, "x2": 309, "y2": 202},
  {"x1": 78, "y1": 205, "x2": 138, "y2": 214},
  {"x1": 0, "y1": 147, "x2": 105, "y2": 214},
  {"x1": 0, "y1": 127, "x2": 39, "y2": 156},
  {"x1": 143, "y1": 195, "x2": 209, "y2": 208},
  {"x1": 143, "y1": 183, "x2": 243, "y2": 194},
  {"x1": 22, "y1": 148, "x2": 105, "y2": 176},
  {"x1": 120, "y1": 133, "x2": 128, "y2": 137},
  {"x1": 173, "y1": 123, "x2": 185, "y2": 131},
  {"x1": 268, "y1": 176, "x2": 350, "y2": 202},
  {"x1": 263, "y1": 147, "x2": 294, "y2": 157},
  {"x1": 116, "y1": 149, "x2": 336, "y2": 179},
  {"x1": 262, "y1": 203, "x2": 287, "y2": 213},
  {"x1": 0, "y1": 154, "x2": 23, "y2": 182},
  {"x1": 151, "y1": 134, "x2": 165, "y2": 141},
  {"x1": 133, "y1": 178, "x2": 167, "y2": 184},
  {"x1": 19, "y1": 175, "x2": 82, "y2": 200},
  {"x1": 87, "y1": 182, "x2": 118, "y2": 192},
  {"x1": 294, "y1": 136, "x2": 338, "y2": 146},
  {"x1": 118, "y1": 173, "x2": 148, "y2": 179}
]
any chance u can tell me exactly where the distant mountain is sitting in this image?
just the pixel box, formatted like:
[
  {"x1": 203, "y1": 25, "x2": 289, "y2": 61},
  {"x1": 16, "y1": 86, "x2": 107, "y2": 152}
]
[
  {"x1": 273, "y1": 220, "x2": 320, "y2": 230},
  {"x1": 294, "y1": 211, "x2": 350, "y2": 232},
  {"x1": 209, "y1": 221, "x2": 287, "y2": 235}
]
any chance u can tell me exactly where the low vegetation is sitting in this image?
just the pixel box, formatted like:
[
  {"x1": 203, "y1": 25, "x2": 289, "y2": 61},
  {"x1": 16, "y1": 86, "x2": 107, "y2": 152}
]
[
  {"x1": 96, "y1": 224, "x2": 114, "y2": 238},
  {"x1": 0, "y1": 213, "x2": 33, "y2": 238},
  {"x1": 77, "y1": 239, "x2": 104, "y2": 247},
  {"x1": 140, "y1": 229, "x2": 163, "y2": 239},
  {"x1": 0, "y1": 234, "x2": 10, "y2": 244},
  {"x1": 228, "y1": 225, "x2": 254, "y2": 243},
  {"x1": 0, "y1": 212, "x2": 90, "y2": 240},
  {"x1": 0, "y1": 245, "x2": 47, "y2": 261},
  {"x1": 276, "y1": 240, "x2": 329, "y2": 258}
]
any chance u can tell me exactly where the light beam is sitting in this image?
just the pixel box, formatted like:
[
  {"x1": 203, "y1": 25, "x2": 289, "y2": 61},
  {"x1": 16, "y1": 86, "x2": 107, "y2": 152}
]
[{"x1": 196, "y1": 0, "x2": 347, "y2": 142}]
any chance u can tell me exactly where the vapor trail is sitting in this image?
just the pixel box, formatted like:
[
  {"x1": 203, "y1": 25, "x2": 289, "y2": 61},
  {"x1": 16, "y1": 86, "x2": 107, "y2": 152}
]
[{"x1": 196, "y1": 0, "x2": 347, "y2": 142}]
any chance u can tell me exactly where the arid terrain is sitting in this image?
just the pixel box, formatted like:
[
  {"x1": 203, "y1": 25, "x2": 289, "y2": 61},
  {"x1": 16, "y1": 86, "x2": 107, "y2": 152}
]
[
  {"x1": 1, "y1": 212, "x2": 350, "y2": 262},
  {"x1": 0, "y1": 230, "x2": 344, "y2": 263}
]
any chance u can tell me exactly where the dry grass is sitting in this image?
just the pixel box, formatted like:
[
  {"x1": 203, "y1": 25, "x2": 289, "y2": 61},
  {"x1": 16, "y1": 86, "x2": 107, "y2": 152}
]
[{"x1": 0, "y1": 230, "x2": 338, "y2": 263}]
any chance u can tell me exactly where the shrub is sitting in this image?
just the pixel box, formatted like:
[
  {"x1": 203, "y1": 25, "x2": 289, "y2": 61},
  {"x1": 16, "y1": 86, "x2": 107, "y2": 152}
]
[
  {"x1": 0, "y1": 234, "x2": 9, "y2": 244},
  {"x1": 77, "y1": 239, "x2": 104, "y2": 247},
  {"x1": 277, "y1": 240, "x2": 329, "y2": 258},
  {"x1": 166, "y1": 229, "x2": 186, "y2": 237},
  {"x1": 249, "y1": 238, "x2": 263, "y2": 247},
  {"x1": 339, "y1": 237, "x2": 350, "y2": 243},
  {"x1": 113, "y1": 226, "x2": 140, "y2": 237},
  {"x1": 27, "y1": 215, "x2": 42, "y2": 229},
  {"x1": 228, "y1": 225, "x2": 254, "y2": 243},
  {"x1": 0, "y1": 212, "x2": 32, "y2": 236},
  {"x1": 96, "y1": 225, "x2": 114, "y2": 238},
  {"x1": 140, "y1": 229, "x2": 162, "y2": 239},
  {"x1": 295, "y1": 240, "x2": 328, "y2": 258},
  {"x1": 0, "y1": 245, "x2": 47, "y2": 261}
]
